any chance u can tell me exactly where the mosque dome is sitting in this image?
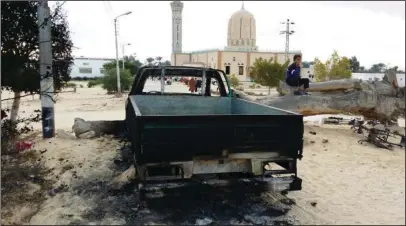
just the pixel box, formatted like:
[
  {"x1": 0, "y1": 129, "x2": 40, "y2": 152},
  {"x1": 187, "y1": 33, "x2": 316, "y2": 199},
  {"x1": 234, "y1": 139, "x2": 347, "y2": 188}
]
[{"x1": 226, "y1": 3, "x2": 257, "y2": 51}]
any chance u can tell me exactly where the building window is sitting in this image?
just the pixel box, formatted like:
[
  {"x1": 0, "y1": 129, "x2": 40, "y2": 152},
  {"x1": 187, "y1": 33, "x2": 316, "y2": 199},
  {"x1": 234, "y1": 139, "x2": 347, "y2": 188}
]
[
  {"x1": 100, "y1": 68, "x2": 105, "y2": 74},
  {"x1": 82, "y1": 62, "x2": 89, "y2": 66},
  {"x1": 79, "y1": 67, "x2": 92, "y2": 74},
  {"x1": 232, "y1": 57, "x2": 236, "y2": 61},
  {"x1": 225, "y1": 66, "x2": 230, "y2": 75},
  {"x1": 238, "y1": 66, "x2": 244, "y2": 75}
]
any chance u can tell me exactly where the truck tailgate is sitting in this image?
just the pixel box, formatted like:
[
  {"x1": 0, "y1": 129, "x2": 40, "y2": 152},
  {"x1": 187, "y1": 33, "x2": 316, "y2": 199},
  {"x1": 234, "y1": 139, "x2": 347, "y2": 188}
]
[{"x1": 126, "y1": 96, "x2": 303, "y2": 163}]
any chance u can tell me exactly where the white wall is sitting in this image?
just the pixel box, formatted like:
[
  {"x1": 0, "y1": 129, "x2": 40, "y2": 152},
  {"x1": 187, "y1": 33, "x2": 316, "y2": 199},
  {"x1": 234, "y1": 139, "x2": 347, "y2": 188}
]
[
  {"x1": 70, "y1": 57, "x2": 114, "y2": 78},
  {"x1": 352, "y1": 73, "x2": 405, "y2": 87}
]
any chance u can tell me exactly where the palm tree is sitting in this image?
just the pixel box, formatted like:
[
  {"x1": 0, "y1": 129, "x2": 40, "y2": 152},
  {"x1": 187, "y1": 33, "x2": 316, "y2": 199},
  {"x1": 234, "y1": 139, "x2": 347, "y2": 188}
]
[
  {"x1": 155, "y1": 56, "x2": 163, "y2": 65},
  {"x1": 146, "y1": 57, "x2": 154, "y2": 65}
]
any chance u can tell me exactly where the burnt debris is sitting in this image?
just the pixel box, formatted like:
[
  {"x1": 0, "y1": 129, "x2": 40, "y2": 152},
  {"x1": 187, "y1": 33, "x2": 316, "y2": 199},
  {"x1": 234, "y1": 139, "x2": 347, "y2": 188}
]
[{"x1": 349, "y1": 119, "x2": 405, "y2": 150}]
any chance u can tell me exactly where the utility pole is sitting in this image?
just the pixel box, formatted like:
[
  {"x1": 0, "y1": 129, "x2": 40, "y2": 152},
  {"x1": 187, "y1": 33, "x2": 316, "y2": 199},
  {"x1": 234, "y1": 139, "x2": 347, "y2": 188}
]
[
  {"x1": 122, "y1": 43, "x2": 131, "y2": 69},
  {"x1": 114, "y1": 18, "x2": 121, "y2": 94},
  {"x1": 38, "y1": 0, "x2": 55, "y2": 138},
  {"x1": 280, "y1": 19, "x2": 295, "y2": 62},
  {"x1": 113, "y1": 11, "x2": 132, "y2": 96}
]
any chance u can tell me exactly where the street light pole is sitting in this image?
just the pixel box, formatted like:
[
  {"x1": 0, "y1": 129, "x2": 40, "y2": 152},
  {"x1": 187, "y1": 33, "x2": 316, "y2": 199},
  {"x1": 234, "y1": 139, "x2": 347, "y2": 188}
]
[
  {"x1": 122, "y1": 43, "x2": 131, "y2": 69},
  {"x1": 114, "y1": 11, "x2": 132, "y2": 95},
  {"x1": 280, "y1": 19, "x2": 295, "y2": 63}
]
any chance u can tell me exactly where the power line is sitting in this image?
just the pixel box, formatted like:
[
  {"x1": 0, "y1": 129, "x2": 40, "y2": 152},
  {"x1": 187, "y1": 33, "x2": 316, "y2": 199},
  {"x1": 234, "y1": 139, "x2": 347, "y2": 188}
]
[{"x1": 280, "y1": 18, "x2": 295, "y2": 62}]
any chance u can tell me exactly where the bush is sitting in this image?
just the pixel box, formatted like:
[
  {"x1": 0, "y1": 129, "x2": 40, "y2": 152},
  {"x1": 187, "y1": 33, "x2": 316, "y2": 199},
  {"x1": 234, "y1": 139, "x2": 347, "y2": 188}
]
[
  {"x1": 101, "y1": 69, "x2": 132, "y2": 93},
  {"x1": 88, "y1": 79, "x2": 102, "y2": 88},
  {"x1": 227, "y1": 74, "x2": 240, "y2": 88},
  {"x1": 249, "y1": 84, "x2": 256, "y2": 89},
  {"x1": 65, "y1": 82, "x2": 77, "y2": 88}
]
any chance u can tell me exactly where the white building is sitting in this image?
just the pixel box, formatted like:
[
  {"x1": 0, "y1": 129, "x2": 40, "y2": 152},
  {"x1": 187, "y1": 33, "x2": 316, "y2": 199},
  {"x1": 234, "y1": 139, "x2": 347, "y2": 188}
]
[{"x1": 70, "y1": 57, "x2": 114, "y2": 78}]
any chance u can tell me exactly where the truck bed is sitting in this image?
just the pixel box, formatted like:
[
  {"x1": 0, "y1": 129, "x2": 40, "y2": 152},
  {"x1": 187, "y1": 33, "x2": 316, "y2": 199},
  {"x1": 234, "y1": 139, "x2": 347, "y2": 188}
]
[{"x1": 126, "y1": 95, "x2": 304, "y2": 164}]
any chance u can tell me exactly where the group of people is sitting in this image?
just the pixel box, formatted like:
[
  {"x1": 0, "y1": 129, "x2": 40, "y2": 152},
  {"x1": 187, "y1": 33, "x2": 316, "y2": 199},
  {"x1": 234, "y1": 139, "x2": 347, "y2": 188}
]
[{"x1": 188, "y1": 78, "x2": 202, "y2": 93}]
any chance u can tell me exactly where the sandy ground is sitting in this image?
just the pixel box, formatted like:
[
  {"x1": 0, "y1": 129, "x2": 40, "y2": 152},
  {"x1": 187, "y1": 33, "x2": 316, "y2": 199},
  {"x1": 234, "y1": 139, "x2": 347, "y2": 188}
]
[{"x1": 1, "y1": 81, "x2": 405, "y2": 225}]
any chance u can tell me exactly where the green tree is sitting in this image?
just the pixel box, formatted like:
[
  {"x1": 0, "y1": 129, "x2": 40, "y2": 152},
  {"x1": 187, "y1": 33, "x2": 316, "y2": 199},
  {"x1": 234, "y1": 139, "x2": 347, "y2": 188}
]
[
  {"x1": 349, "y1": 56, "x2": 360, "y2": 72},
  {"x1": 249, "y1": 57, "x2": 289, "y2": 94},
  {"x1": 103, "y1": 58, "x2": 142, "y2": 76},
  {"x1": 146, "y1": 57, "x2": 155, "y2": 65},
  {"x1": 101, "y1": 68, "x2": 132, "y2": 94},
  {"x1": 367, "y1": 63, "x2": 386, "y2": 73},
  {"x1": 155, "y1": 56, "x2": 162, "y2": 65},
  {"x1": 1, "y1": 1, "x2": 73, "y2": 122},
  {"x1": 313, "y1": 51, "x2": 352, "y2": 82},
  {"x1": 227, "y1": 74, "x2": 240, "y2": 88},
  {"x1": 162, "y1": 60, "x2": 171, "y2": 66},
  {"x1": 313, "y1": 58, "x2": 328, "y2": 81}
]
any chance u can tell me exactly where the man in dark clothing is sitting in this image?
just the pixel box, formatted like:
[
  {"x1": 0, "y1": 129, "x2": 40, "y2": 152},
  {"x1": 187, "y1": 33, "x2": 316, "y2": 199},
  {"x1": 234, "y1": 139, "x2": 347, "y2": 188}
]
[
  {"x1": 195, "y1": 79, "x2": 202, "y2": 92},
  {"x1": 286, "y1": 54, "x2": 310, "y2": 95}
]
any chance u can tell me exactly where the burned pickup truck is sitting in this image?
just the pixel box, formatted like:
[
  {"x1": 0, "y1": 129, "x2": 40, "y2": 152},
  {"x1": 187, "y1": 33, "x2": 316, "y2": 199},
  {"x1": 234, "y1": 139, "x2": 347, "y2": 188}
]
[{"x1": 125, "y1": 66, "x2": 304, "y2": 197}]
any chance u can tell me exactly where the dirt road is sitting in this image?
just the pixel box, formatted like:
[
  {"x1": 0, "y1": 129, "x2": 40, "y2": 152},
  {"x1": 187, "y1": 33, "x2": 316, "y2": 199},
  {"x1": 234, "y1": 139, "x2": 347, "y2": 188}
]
[{"x1": 1, "y1": 83, "x2": 405, "y2": 225}]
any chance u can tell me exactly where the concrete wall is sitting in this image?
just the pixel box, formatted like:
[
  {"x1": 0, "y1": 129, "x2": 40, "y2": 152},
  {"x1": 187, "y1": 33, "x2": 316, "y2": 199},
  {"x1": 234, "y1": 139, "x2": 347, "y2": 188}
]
[
  {"x1": 70, "y1": 57, "x2": 114, "y2": 78},
  {"x1": 221, "y1": 51, "x2": 250, "y2": 81},
  {"x1": 172, "y1": 53, "x2": 191, "y2": 66},
  {"x1": 352, "y1": 73, "x2": 405, "y2": 87}
]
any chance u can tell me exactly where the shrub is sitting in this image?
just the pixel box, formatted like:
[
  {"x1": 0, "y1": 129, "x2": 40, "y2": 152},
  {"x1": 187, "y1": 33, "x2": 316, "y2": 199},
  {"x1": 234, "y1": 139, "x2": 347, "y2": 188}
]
[
  {"x1": 87, "y1": 79, "x2": 102, "y2": 88},
  {"x1": 101, "y1": 69, "x2": 132, "y2": 93},
  {"x1": 249, "y1": 84, "x2": 256, "y2": 89},
  {"x1": 227, "y1": 74, "x2": 240, "y2": 88},
  {"x1": 65, "y1": 82, "x2": 77, "y2": 88}
]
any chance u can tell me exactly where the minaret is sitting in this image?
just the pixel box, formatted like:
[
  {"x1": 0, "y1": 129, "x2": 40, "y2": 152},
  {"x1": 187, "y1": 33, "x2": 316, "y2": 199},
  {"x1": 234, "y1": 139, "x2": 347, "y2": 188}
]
[{"x1": 171, "y1": 1, "x2": 183, "y2": 54}]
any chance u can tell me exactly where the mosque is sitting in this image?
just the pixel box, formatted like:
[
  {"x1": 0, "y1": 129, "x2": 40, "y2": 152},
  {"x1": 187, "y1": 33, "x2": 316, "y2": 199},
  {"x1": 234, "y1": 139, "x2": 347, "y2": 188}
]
[{"x1": 170, "y1": 1, "x2": 303, "y2": 82}]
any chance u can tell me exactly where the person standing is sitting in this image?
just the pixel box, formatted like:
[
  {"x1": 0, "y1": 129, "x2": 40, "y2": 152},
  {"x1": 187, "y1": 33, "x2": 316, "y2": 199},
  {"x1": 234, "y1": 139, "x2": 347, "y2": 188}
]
[{"x1": 189, "y1": 77, "x2": 196, "y2": 93}]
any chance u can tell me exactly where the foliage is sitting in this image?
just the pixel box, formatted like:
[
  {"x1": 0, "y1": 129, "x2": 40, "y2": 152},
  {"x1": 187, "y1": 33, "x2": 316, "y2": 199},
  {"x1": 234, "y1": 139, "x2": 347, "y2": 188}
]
[
  {"x1": 87, "y1": 79, "x2": 102, "y2": 88},
  {"x1": 146, "y1": 57, "x2": 155, "y2": 65},
  {"x1": 1, "y1": 111, "x2": 41, "y2": 154},
  {"x1": 249, "y1": 57, "x2": 289, "y2": 93},
  {"x1": 102, "y1": 58, "x2": 142, "y2": 76},
  {"x1": 349, "y1": 56, "x2": 360, "y2": 72},
  {"x1": 161, "y1": 60, "x2": 171, "y2": 66},
  {"x1": 227, "y1": 74, "x2": 240, "y2": 88},
  {"x1": 101, "y1": 68, "x2": 132, "y2": 93},
  {"x1": 313, "y1": 51, "x2": 352, "y2": 82},
  {"x1": 367, "y1": 63, "x2": 386, "y2": 73},
  {"x1": 71, "y1": 76, "x2": 99, "y2": 81},
  {"x1": 65, "y1": 82, "x2": 76, "y2": 88},
  {"x1": 1, "y1": 1, "x2": 73, "y2": 93}
]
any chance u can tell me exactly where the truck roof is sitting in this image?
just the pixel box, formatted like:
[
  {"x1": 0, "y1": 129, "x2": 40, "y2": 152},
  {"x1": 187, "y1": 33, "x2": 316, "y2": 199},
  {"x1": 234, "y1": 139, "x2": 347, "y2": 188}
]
[{"x1": 137, "y1": 66, "x2": 223, "y2": 77}]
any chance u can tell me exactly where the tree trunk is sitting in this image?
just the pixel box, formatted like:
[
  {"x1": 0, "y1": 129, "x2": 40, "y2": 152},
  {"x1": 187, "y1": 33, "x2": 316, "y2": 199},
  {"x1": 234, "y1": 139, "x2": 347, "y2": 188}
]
[
  {"x1": 10, "y1": 91, "x2": 21, "y2": 123},
  {"x1": 234, "y1": 78, "x2": 405, "y2": 122},
  {"x1": 268, "y1": 86, "x2": 271, "y2": 95}
]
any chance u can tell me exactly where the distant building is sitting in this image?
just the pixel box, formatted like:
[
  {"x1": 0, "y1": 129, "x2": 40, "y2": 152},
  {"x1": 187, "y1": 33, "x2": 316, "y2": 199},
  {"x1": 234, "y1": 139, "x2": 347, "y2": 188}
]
[
  {"x1": 170, "y1": 1, "x2": 302, "y2": 82},
  {"x1": 70, "y1": 57, "x2": 114, "y2": 78}
]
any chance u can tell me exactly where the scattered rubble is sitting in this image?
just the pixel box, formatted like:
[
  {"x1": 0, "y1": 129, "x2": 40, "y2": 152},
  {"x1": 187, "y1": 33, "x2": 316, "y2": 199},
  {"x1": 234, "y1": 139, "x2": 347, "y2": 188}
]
[{"x1": 350, "y1": 119, "x2": 405, "y2": 150}]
